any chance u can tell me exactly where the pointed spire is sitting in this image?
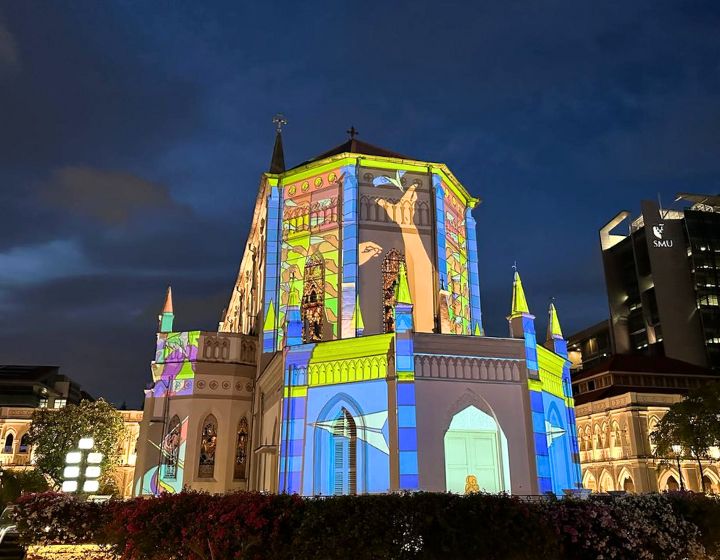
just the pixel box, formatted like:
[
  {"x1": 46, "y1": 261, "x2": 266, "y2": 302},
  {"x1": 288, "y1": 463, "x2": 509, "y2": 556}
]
[
  {"x1": 288, "y1": 286, "x2": 300, "y2": 307},
  {"x1": 162, "y1": 286, "x2": 173, "y2": 313},
  {"x1": 263, "y1": 300, "x2": 276, "y2": 331},
  {"x1": 395, "y1": 262, "x2": 412, "y2": 305},
  {"x1": 510, "y1": 270, "x2": 530, "y2": 317},
  {"x1": 269, "y1": 114, "x2": 287, "y2": 174},
  {"x1": 353, "y1": 294, "x2": 364, "y2": 336},
  {"x1": 158, "y1": 285, "x2": 174, "y2": 333},
  {"x1": 547, "y1": 302, "x2": 563, "y2": 341}
]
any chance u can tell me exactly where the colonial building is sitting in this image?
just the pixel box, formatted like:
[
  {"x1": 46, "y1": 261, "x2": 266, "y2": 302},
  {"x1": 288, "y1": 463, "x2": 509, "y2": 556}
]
[
  {"x1": 0, "y1": 406, "x2": 141, "y2": 498},
  {"x1": 134, "y1": 128, "x2": 583, "y2": 497},
  {"x1": 573, "y1": 354, "x2": 720, "y2": 493}
]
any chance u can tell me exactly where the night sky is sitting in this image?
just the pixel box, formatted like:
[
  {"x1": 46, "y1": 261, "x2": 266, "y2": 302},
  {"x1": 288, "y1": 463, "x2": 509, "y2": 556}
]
[{"x1": 1, "y1": 1, "x2": 719, "y2": 405}]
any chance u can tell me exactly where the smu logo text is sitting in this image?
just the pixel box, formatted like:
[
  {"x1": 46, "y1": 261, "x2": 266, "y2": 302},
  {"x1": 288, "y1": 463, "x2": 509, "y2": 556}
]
[{"x1": 652, "y1": 223, "x2": 673, "y2": 248}]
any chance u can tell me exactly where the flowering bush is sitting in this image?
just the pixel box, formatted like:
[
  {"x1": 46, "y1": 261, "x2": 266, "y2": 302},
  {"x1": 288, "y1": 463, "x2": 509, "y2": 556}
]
[
  {"x1": 13, "y1": 492, "x2": 109, "y2": 546},
  {"x1": 12, "y1": 491, "x2": 720, "y2": 559},
  {"x1": 543, "y1": 493, "x2": 706, "y2": 559}
]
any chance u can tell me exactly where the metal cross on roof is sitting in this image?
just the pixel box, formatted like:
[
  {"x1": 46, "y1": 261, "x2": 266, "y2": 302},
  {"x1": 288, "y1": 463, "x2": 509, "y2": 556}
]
[
  {"x1": 346, "y1": 125, "x2": 359, "y2": 139},
  {"x1": 273, "y1": 114, "x2": 288, "y2": 133},
  {"x1": 512, "y1": 261, "x2": 517, "y2": 272}
]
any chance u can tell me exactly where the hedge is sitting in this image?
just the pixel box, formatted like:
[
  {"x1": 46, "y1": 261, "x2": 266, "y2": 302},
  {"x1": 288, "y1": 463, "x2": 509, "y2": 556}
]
[{"x1": 13, "y1": 491, "x2": 720, "y2": 560}]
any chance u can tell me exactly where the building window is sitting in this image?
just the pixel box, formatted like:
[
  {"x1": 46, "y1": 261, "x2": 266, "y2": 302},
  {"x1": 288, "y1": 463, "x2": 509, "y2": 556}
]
[
  {"x1": 331, "y1": 408, "x2": 357, "y2": 495},
  {"x1": 302, "y1": 255, "x2": 325, "y2": 342},
  {"x1": 19, "y1": 433, "x2": 30, "y2": 454},
  {"x1": 198, "y1": 415, "x2": 218, "y2": 478},
  {"x1": 38, "y1": 398, "x2": 48, "y2": 408},
  {"x1": 3, "y1": 433, "x2": 13, "y2": 454},
  {"x1": 54, "y1": 399, "x2": 67, "y2": 409},
  {"x1": 162, "y1": 416, "x2": 181, "y2": 479},
  {"x1": 382, "y1": 249, "x2": 405, "y2": 333},
  {"x1": 234, "y1": 417, "x2": 249, "y2": 480}
]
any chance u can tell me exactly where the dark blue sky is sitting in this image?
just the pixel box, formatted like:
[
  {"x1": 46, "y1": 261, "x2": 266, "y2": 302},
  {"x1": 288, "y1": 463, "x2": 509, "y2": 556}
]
[{"x1": 1, "y1": 1, "x2": 719, "y2": 404}]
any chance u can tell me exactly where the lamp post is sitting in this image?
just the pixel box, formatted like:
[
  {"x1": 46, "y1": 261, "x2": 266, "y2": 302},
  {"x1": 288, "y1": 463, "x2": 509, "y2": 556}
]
[
  {"x1": 671, "y1": 444, "x2": 685, "y2": 491},
  {"x1": 61, "y1": 437, "x2": 103, "y2": 495}
]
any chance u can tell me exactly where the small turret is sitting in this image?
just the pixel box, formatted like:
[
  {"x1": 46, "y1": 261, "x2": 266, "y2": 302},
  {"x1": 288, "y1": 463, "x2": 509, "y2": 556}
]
[
  {"x1": 352, "y1": 294, "x2": 365, "y2": 337},
  {"x1": 158, "y1": 286, "x2": 174, "y2": 333},
  {"x1": 544, "y1": 301, "x2": 568, "y2": 357},
  {"x1": 395, "y1": 261, "x2": 412, "y2": 305},
  {"x1": 285, "y1": 288, "x2": 302, "y2": 346},
  {"x1": 507, "y1": 270, "x2": 534, "y2": 338}
]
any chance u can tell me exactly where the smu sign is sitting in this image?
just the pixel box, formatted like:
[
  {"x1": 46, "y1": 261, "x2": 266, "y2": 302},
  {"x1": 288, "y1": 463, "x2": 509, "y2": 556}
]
[{"x1": 652, "y1": 223, "x2": 673, "y2": 248}]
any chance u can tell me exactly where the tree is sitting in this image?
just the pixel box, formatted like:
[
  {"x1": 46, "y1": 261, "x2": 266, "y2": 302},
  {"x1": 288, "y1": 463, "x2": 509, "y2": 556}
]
[
  {"x1": 27, "y1": 399, "x2": 125, "y2": 489},
  {"x1": 651, "y1": 382, "x2": 720, "y2": 492},
  {"x1": 0, "y1": 469, "x2": 49, "y2": 506}
]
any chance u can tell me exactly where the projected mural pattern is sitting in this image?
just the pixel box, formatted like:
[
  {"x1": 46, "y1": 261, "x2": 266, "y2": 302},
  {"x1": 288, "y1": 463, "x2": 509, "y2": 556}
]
[
  {"x1": 444, "y1": 185, "x2": 471, "y2": 335},
  {"x1": 152, "y1": 331, "x2": 198, "y2": 397},
  {"x1": 276, "y1": 169, "x2": 343, "y2": 350},
  {"x1": 136, "y1": 415, "x2": 189, "y2": 496}
]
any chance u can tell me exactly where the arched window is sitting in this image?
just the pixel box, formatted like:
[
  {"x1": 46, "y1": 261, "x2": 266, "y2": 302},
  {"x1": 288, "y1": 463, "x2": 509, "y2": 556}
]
[
  {"x1": 332, "y1": 408, "x2": 357, "y2": 495},
  {"x1": 198, "y1": 415, "x2": 218, "y2": 478},
  {"x1": 3, "y1": 433, "x2": 14, "y2": 454},
  {"x1": 234, "y1": 417, "x2": 249, "y2": 480},
  {"x1": 162, "y1": 416, "x2": 181, "y2": 479},
  {"x1": 666, "y1": 475, "x2": 679, "y2": 492},
  {"x1": 302, "y1": 256, "x2": 325, "y2": 342},
  {"x1": 382, "y1": 249, "x2": 405, "y2": 333},
  {"x1": 19, "y1": 433, "x2": 30, "y2": 454}
]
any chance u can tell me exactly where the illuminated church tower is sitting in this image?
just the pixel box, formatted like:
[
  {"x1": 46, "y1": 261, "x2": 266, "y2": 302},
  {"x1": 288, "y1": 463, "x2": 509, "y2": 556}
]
[{"x1": 134, "y1": 121, "x2": 581, "y2": 497}]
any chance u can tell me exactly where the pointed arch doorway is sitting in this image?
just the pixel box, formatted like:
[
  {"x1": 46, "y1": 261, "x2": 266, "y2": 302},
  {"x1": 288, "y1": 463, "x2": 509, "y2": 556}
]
[{"x1": 444, "y1": 406, "x2": 509, "y2": 494}]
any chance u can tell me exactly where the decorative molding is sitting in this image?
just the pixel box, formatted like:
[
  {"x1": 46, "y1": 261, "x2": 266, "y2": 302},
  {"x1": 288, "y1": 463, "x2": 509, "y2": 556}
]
[{"x1": 414, "y1": 354, "x2": 521, "y2": 382}]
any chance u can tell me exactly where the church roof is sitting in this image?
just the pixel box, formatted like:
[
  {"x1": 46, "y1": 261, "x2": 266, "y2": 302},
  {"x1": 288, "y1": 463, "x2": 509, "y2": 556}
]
[{"x1": 291, "y1": 138, "x2": 414, "y2": 170}]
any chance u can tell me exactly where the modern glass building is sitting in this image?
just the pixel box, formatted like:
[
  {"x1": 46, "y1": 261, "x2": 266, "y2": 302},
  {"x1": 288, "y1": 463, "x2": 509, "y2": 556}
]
[{"x1": 599, "y1": 194, "x2": 720, "y2": 370}]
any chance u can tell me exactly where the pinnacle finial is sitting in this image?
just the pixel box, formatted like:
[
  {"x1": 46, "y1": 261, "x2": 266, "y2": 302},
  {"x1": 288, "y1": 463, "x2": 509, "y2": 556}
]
[
  {"x1": 347, "y1": 125, "x2": 359, "y2": 139},
  {"x1": 547, "y1": 300, "x2": 563, "y2": 340},
  {"x1": 273, "y1": 114, "x2": 287, "y2": 133},
  {"x1": 162, "y1": 285, "x2": 173, "y2": 314},
  {"x1": 509, "y1": 268, "x2": 529, "y2": 317}
]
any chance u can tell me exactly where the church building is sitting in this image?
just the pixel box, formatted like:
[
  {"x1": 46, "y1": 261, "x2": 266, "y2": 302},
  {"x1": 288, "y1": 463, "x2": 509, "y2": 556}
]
[{"x1": 133, "y1": 125, "x2": 582, "y2": 497}]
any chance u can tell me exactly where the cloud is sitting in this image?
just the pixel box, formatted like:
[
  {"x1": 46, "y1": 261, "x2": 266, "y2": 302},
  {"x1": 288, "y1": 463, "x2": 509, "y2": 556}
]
[
  {"x1": 0, "y1": 21, "x2": 18, "y2": 68},
  {"x1": 42, "y1": 166, "x2": 186, "y2": 224},
  {"x1": 0, "y1": 239, "x2": 91, "y2": 289}
]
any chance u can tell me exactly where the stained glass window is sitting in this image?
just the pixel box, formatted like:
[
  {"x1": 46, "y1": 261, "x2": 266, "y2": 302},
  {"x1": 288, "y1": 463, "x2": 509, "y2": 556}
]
[
  {"x1": 234, "y1": 417, "x2": 249, "y2": 480},
  {"x1": 302, "y1": 255, "x2": 325, "y2": 342},
  {"x1": 382, "y1": 249, "x2": 405, "y2": 333},
  {"x1": 163, "y1": 415, "x2": 181, "y2": 479},
  {"x1": 198, "y1": 415, "x2": 217, "y2": 478}
]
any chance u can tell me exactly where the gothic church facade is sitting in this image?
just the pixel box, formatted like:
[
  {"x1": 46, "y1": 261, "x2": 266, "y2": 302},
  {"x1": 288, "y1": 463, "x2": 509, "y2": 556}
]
[{"x1": 133, "y1": 131, "x2": 582, "y2": 497}]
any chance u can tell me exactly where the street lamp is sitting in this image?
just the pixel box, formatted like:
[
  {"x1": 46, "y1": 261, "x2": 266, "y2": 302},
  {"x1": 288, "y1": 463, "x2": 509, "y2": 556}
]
[
  {"x1": 671, "y1": 444, "x2": 685, "y2": 491},
  {"x1": 61, "y1": 437, "x2": 103, "y2": 495}
]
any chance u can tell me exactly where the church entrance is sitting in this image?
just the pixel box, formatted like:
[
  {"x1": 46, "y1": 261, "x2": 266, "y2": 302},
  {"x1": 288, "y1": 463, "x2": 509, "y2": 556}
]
[{"x1": 444, "y1": 406, "x2": 506, "y2": 493}]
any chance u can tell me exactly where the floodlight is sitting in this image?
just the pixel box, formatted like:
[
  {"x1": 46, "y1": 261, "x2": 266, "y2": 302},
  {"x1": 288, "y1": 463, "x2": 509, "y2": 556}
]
[
  {"x1": 65, "y1": 451, "x2": 81, "y2": 464},
  {"x1": 85, "y1": 466, "x2": 101, "y2": 479},
  {"x1": 61, "y1": 480, "x2": 78, "y2": 492},
  {"x1": 83, "y1": 480, "x2": 99, "y2": 493},
  {"x1": 78, "y1": 437, "x2": 94, "y2": 450},
  {"x1": 87, "y1": 452, "x2": 103, "y2": 464},
  {"x1": 63, "y1": 466, "x2": 80, "y2": 479}
]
